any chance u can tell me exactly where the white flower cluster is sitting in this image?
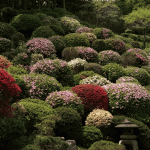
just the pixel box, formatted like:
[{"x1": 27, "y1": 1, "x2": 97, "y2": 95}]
[{"x1": 79, "y1": 75, "x2": 111, "y2": 86}]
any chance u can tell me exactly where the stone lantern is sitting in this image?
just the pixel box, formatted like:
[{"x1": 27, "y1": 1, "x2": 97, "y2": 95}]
[{"x1": 115, "y1": 118, "x2": 139, "y2": 150}]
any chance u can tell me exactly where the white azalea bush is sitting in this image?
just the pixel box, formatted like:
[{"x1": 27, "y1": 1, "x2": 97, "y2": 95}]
[
  {"x1": 79, "y1": 75, "x2": 111, "y2": 86},
  {"x1": 68, "y1": 58, "x2": 88, "y2": 74},
  {"x1": 85, "y1": 108, "x2": 113, "y2": 129}
]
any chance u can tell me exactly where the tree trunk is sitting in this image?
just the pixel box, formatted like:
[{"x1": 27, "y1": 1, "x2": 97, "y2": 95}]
[{"x1": 63, "y1": 0, "x2": 65, "y2": 9}]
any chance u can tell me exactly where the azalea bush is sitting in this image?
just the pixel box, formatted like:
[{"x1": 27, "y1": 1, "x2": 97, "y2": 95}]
[
  {"x1": 71, "y1": 84, "x2": 109, "y2": 117},
  {"x1": 79, "y1": 75, "x2": 111, "y2": 86},
  {"x1": 75, "y1": 27, "x2": 94, "y2": 33},
  {"x1": 98, "y1": 50, "x2": 122, "y2": 66},
  {"x1": 30, "y1": 59, "x2": 74, "y2": 86},
  {"x1": 0, "y1": 68, "x2": 22, "y2": 118},
  {"x1": 0, "y1": 55, "x2": 12, "y2": 69},
  {"x1": 102, "y1": 83, "x2": 150, "y2": 124},
  {"x1": 68, "y1": 58, "x2": 88, "y2": 74},
  {"x1": 45, "y1": 90, "x2": 84, "y2": 117},
  {"x1": 20, "y1": 73, "x2": 62, "y2": 101},
  {"x1": 26, "y1": 38, "x2": 56, "y2": 59}
]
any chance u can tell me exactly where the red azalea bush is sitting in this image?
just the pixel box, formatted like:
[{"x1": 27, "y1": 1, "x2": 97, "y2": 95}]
[
  {"x1": 71, "y1": 84, "x2": 108, "y2": 117},
  {"x1": 0, "y1": 68, "x2": 22, "y2": 118}
]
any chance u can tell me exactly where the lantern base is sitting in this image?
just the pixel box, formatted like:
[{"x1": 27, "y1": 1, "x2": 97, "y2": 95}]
[{"x1": 119, "y1": 140, "x2": 139, "y2": 150}]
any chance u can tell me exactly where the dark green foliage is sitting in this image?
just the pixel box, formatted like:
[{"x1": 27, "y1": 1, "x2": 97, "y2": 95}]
[
  {"x1": 1, "y1": 7, "x2": 17, "y2": 23},
  {"x1": 64, "y1": 33, "x2": 90, "y2": 47},
  {"x1": 141, "y1": 65, "x2": 150, "y2": 74},
  {"x1": 49, "y1": 24, "x2": 65, "y2": 36},
  {"x1": 34, "y1": 13, "x2": 47, "y2": 21},
  {"x1": 0, "y1": 22, "x2": 16, "y2": 39},
  {"x1": 10, "y1": 32, "x2": 25, "y2": 48},
  {"x1": 84, "y1": 63, "x2": 103, "y2": 75},
  {"x1": 88, "y1": 140, "x2": 126, "y2": 150},
  {"x1": 121, "y1": 33, "x2": 140, "y2": 41},
  {"x1": 21, "y1": 144, "x2": 41, "y2": 150},
  {"x1": 62, "y1": 47, "x2": 80, "y2": 61},
  {"x1": 41, "y1": 8, "x2": 60, "y2": 18},
  {"x1": 102, "y1": 63, "x2": 127, "y2": 83},
  {"x1": 53, "y1": 106, "x2": 82, "y2": 140},
  {"x1": 68, "y1": 126, "x2": 103, "y2": 149},
  {"x1": 0, "y1": 38, "x2": 13, "y2": 54},
  {"x1": 0, "y1": 117, "x2": 27, "y2": 150},
  {"x1": 73, "y1": 70, "x2": 99, "y2": 85},
  {"x1": 31, "y1": 25, "x2": 56, "y2": 38}
]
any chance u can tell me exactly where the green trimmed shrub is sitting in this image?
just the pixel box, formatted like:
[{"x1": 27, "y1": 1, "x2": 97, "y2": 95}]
[
  {"x1": 68, "y1": 126, "x2": 103, "y2": 149},
  {"x1": 102, "y1": 63, "x2": 127, "y2": 83},
  {"x1": 34, "y1": 13, "x2": 47, "y2": 21},
  {"x1": 60, "y1": 16, "x2": 82, "y2": 34},
  {"x1": 98, "y1": 50, "x2": 122, "y2": 66},
  {"x1": 84, "y1": 63, "x2": 103, "y2": 75},
  {"x1": 88, "y1": 140, "x2": 126, "y2": 150},
  {"x1": 20, "y1": 73, "x2": 63, "y2": 100},
  {"x1": 124, "y1": 66, "x2": 150, "y2": 86},
  {"x1": 21, "y1": 144, "x2": 41, "y2": 150},
  {"x1": 73, "y1": 70, "x2": 99, "y2": 85},
  {"x1": 0, "y1": 38, "x2": 13, "y2": 54},
  {"x1": 53, "y1": 106, "x2": 82, "y2": 140},
  {"x1": 141, "y1": 65, "x2": 150, "y2": 74},
  {"x1": 64, "y1": 33, "x2": 90, "y2": 47},
  {"x1": 0, "y1": 22, "x2": 16, "y2": 39},
  {"x1": 10, "y1": 31, "x2": 25, "y2": 48},
  {"x1": 30, "y1": 53, "x2": 44, "y2": 66},
  {"x1": 31, "y1": 25, "x2": 56, "y2": 38}
]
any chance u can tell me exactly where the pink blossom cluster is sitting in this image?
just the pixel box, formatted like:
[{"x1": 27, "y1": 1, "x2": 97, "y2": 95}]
[{"x1": 76, "y1": 27, "x2": 93, "y2": 33}]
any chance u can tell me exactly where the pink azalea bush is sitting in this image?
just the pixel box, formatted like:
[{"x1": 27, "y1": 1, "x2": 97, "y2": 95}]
[
  {"x1": 75, "y1": 27, "x2": 94, "y2": 33},
  {"x1": 102, "y1": 83, "x2": 150, "y2": 122},
  {"x1": 45, "y1": 90, "x2": 84, "y2": 117},
  {"x1": 20, "y1": 73, "x2": 62, "y2": 101},
  {"x1": 30, "y1": 58, "x2": 74, "y2": 86},
  {"x1": 98, "y1": 50, "x2": 122, "y2": 66},
  {"x1": 26, "y1": 38, "x2": 56, "y2": 58}
]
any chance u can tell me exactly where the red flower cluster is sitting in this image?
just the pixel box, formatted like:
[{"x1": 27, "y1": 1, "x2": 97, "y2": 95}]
[
  {"x1": 71, "y1": 84, "x2": 109, "y2": 113},
  {"x1": 0, "y1": 68, "x2": 22, "y2": 118}
]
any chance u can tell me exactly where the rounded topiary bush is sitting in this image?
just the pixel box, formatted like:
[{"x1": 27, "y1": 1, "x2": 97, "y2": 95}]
[
  {"x1": 60, "y1": 16, "x2": 82, "y2": 34},
  {"x1": 0, "y1": 55, "x2": 12, "y2": 69},
  {"x1": 124, "y1": 66, "x2": 150, "y2": 86},
  {"x1": 68, "y1": 126, "x2": 103, "y2": 149},
  {"x1": 10, "y1": 14, "x2": 42, "y2": 36},
  {"x1": 102, "y1": 63, "x2": 127, "y2": 83},
  {"x1": 116, "y1": 76, "x2": 141, "y2": 85},
  {"x1": 10, "y1": 31, "x2": 25, "y2": 48},
  {"x1": 49, "y1": 36, "x2": 66, "y2": 58},
  {"x1": 141, "y1": 65, "x2": 150, "y2": 74},
  {"x1": 53, "y1": 106, "x2": 82, "y2": 140},
  {"x1": 31, "y1": 25, "x2": 56, "y2": 38},
  {"x1": 73, "y1": 70, "x2": 99, "y2": 86},
  {"x1": 45, "y1": 90, "x2": 84, "y2": 117},
  {"x1": 75, "y1": 27, "x2": 94, "y2": 33},
  {"x1": 0, "y1": 22, "x2": 16, "y2": 39},
  {"x1": 34, "y1": 13, "x2": 47, "y2": 21},
  {"x1": 30, "y1": 58, "x2": 74, "y2": 86},
  {"x1": 88, "y1": 140, "x2": 126, "y2": 150},
  {"x1": 68, "y1": 58, "x2": 88, "y2": 74},
  {"x1": 0, "y1": 38, "x2": 13, "y2": 54},
  {"x1": 30, "y1": 53, "x2": 44, "y2": 66},
  {"x1": 102, "y1": 83, "x2": 150, "y2": 125},
  {"x1": 93, "y1": 28, "x2": 114, "y2": 39},
  {"x1": 64, "y1": 33, "x2": 90, "y2": 47},
  {"x1": 20, "y1": 73, "x2": 62, "y2": 101},
  {"x1": 26, "y1": 38, "x2": 56, "y2": 59},
  {"x1": 71, "y1": 84, "x2": 109, "y2": 118},
  {"x1": 98, "y1": 50, "x2": 122, "y2": 66},
  {"x1": 79, "y1": 75, "x2": 111, "y2": 86},
  {"x1": 84, "y1": 63, "x2": 103, "y2": 75}
]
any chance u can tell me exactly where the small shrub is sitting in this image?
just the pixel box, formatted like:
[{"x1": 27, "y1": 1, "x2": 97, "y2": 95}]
[
  {"x1": 60, "y1": 16, "x2": 82, "y2": 34},
  {"x1": 73, "y1": 70, "x2": 99, "y2": 86},
  {"x1": 0, "y1": 38, "x2": 13, "y2": 54},
  {"x1": 54, "y1": 106, "x2": 82, "y2": 139},
  {"x1": 102, "y1": 63, "x2": 127, "y2": 83},
  {"x1": 0, "y1": 55, "x2": 12, "y2": 69},
  {"x1": 30, "y1": 53, "x2": 44, "y2": 66},
  {"x1": 68, "y1": 58, "x2": 88, "y2": 74},
  {"x1": 34, "y1": 13, "x2": 47, "y2": 21},
  {"x1": 141, "y1": 65, "x2": 150, "y2": 74},
  {"x1": 71, "y1": 84, "x2": 109, "y2": 118},
  {"x1": 76, "y1": 27, "x2": 93, "y2": 33},
  {"x1": 64, "y1": 33, "x2": 90, "y2": 47},
  {"x1": 88, "y1": 140, "x2": 126, "y2": 150},
  {"x1": 26, "y1": 38, "x2": 56, "y2": 59},
  {"x1": 124, "y1": 66, "x2": 150, "y2": 86},
  {"x1": 30, "y1": 59, "x2": 74, "y2": 86},
  {"x1": 20, "y1": 73, "x2": 62, "y2": 101},
  {"x1": 79, "y1": 75, "x2": 111, "y2": 86},
  {"x1": 98, "y1": 50, "x2": 122, "y2": 66},
  {"x1": 84, "y1": 63, "x2": 103, "y2": 75},
  {"x1": 45, "y1": 90, "x2": 84, "y2": 117}
]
